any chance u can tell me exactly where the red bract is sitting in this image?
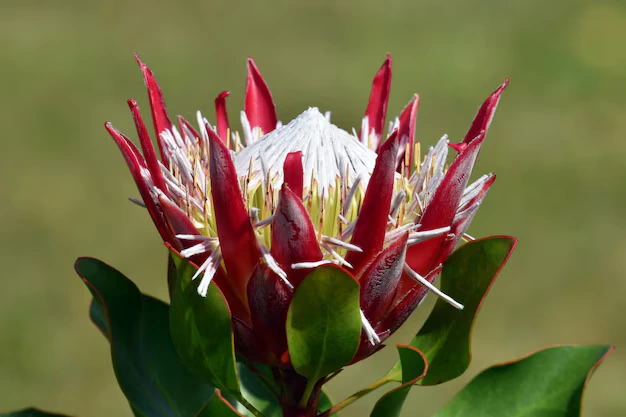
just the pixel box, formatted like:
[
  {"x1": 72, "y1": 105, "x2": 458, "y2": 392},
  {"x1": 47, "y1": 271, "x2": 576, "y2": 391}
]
[{"x1": 106, "y1": 54, "x2": 507, "y2": 367}]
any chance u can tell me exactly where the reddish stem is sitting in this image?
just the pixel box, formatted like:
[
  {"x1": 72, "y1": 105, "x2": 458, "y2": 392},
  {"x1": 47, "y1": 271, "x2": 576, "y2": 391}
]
[{"x1": 278, "y1": 370, "x2": 322, "y2": 417}]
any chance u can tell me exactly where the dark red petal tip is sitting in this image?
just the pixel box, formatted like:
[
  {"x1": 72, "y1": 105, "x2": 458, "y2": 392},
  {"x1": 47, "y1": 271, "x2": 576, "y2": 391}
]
[
  {"x1": 127, "y1": 99, "x2": 169, "y2": 194},
  {"x1": 362, "y1": 53, "x2": 393, "y2": 151},
  {"x1": 134, "y1": 54, "x2": 173, "y2": 162},
  {"x1": 104, "y1": 122, "x2": 177, "y2": 248},
  {"x1": 245, "y1": 58, "x2": 278, "y2": 135},
  {"x1": 215, "y1": 90, "x2": 231, "y2": 143},
  {"x1": 346, "y1": 130, "x2": 400, "y2": 274},
  {"x1": 462, "y1": 79, "x2": 508, "y2": 145}
]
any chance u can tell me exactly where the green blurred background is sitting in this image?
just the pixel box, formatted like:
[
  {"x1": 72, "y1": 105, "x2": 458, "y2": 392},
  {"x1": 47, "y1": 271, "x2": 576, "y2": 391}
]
[{"x1": 1, "y1": 0, "x2": 625, "y2": 415}]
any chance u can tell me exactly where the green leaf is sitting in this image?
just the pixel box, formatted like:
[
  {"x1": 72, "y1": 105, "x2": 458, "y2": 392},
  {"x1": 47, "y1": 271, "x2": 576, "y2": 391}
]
[
  {"x1": 434, "y1": 345, "x2": 614, "y2": 417},
  {"x1": 286, "y1": 265, "x2": 361, "y2": 405},
  {"x1": 370, "y1": 345, "x2": 427, "y2": 417},
  {"x1": 168, "y1": 251, "x2": 240, "y2": 396},
  {"x1": 0, "y1": 409, "x2": 69, "y2": 417},
  {"x1": 389, "y1": 236, "x2": 516, "y2": 385},
  {"x1": 235, "y1": 361, "x2": 281, "y2": 417},
  {"x1": 75, "y1": 257, "x2": 213, "y2": 417},
  {"x1": 196, "y1": 391, "x2": 245, "y2": 417}
]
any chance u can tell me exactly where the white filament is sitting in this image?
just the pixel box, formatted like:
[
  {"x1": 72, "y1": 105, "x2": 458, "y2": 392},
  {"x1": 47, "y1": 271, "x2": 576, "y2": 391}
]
[{"x1": 403, "y1": 263, "x2": 464, "y2": 310}]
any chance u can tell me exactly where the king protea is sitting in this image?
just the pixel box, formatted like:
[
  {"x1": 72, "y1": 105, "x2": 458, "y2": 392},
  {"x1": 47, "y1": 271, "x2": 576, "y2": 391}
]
[{"x1": 105, "y1": 53, "x2": 506, "y2": 367}]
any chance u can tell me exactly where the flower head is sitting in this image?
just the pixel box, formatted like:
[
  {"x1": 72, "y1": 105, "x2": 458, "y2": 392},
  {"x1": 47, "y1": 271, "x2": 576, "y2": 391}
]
[{"x1": 106, "y1": 53, "x2": 506, "y2": 366}]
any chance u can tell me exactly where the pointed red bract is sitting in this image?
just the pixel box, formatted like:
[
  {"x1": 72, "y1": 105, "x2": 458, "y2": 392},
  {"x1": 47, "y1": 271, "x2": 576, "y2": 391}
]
[
  {"x1": 271, "y1": 185, "x2": 323, "y2": 286},
  {"x1": 463, "y1": 79, "x2": 508, "y2": 145},
  {"x1": 362, "y1": 53, "x2": 392, "y2": 151},
  {"x1": 359, "y1": 233, "x2": 408, "y2": 324},
  {"x1": 247, "y1": 263, "x2": 293, "y2": 364},
  {"x1": 105, "y1": 122, "x2": 177, "y2": 248},
  {"x1": 135, "y1": 54, "x2": 173, "y2": 163},
  {"x1": 346, "y1": 130, "x2": 400, "y2": 274},
  {"x1": 396, "y1": 95, "x2": 419, "y2": 172},
  {"x1": 407, "y1": 82, "x2": 507, "y2": 274},
  {"x1": 127, "y1": 99, "x2": 169, "y2": 194},
  {"x1": 245, "y1": 58, "x2": 278, "y2": 135},
  {"x1": 208, "y1": 128, "x2": 260, "y2": 297},
  {"x1": 283, "y1": 152, "x2": 304, "y2": 199},
  {"x1": 406, "y1": 131, "x2": 485, "y2": 275},
  {"x1": 215, "y1": 90, "x2": 231, "y2": 144}
]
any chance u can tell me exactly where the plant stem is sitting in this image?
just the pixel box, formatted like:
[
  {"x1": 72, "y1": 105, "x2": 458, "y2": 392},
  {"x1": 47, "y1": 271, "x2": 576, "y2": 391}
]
[
  {"x1": 236, "y1": 394, "x2": 265, "y2": 417},
  {"x1": 299, "y1": 378, "x2": 317, "y2": 408},
  {"x1": 318, "y1": 375, "x2": 394, "y2": 416}
]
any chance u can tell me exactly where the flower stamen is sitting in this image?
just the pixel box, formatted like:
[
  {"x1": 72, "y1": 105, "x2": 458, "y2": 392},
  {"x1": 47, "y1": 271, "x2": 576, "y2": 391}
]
[
  {"x1": 403, "y1": 263, "x2": 464, "y2": 310},
  {"x1": 407, "y1": 226, "x2": 452, "y2": 246},
  {"x1": 260, "y1": 246, "x2": 293, "y2": 289},
  {"x1": 196, "y1": 248, "x2": 222, "y2": 297},
  {"x1": 360, "y1": 309, "x2": 381, "y2": 345},
  {"x1": 321, "y1": 235, "x2": 363, "y2": 252}
]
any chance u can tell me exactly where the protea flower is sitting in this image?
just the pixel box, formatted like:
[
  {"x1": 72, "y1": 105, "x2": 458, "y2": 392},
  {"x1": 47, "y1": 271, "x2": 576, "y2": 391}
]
[{"x1": 105, "y1": 54, "x2": 506, "y2": 369}]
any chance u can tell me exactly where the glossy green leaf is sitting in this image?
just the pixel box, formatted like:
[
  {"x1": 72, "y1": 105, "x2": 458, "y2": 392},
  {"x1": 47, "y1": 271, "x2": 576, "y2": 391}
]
[
  {"x1": 286, "y1": 265, "x2": 361, "y2": 403},
  {"x1": 234, "y1": 361, "x2": 281, "y2": 417},
  {"x1": 196, "y1": 391, "x2": 245, "y2": 417},
  {"x1": 168, "y1": 251, "x2": 240, "y2": 395},
  {"x1": 0, "y1": 409, "x2": 69, "y2": 417},
  {"x1": 434, "y1": 345, "x2": 614, "y2": 417},
  {"x1": 389, "y1": 236, "x2": 516, "y2": 385},
  {"x1": 370, "y1": 346, "x2": 427, "y2": 417},
  {"x1": 75, "y1": 257, "x2": 213, "y2": 417}
]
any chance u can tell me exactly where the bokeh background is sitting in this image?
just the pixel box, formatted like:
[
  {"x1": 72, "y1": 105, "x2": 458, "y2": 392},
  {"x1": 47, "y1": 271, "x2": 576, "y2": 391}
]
[{"x1": 2, "y1": 0, "x2": 625, "y2": 415}]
